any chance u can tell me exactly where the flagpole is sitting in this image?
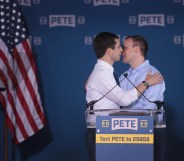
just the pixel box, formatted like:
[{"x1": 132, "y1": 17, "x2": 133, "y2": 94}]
[{"x1": 4, "y1": 114, "x2": 8, "y2": 161}]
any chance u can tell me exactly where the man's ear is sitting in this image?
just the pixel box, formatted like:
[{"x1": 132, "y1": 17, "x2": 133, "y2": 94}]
[
  {"x1": 134, "y1": 45, "x2": 140, "y2": 53},
  {"x1": 106, "y1": 47, "x2": 112, "y2": 55}
]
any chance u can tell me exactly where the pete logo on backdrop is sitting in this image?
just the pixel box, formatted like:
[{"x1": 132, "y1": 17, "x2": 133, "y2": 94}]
[
  {"x1": 129, "y1": 14, "x2": 174, "y2": 26},
  {"x1": 139, "y1": 14, "x2": 165, "y2": 27},
  {"x1": 112, "y1": 118, "x2": 138, "y2": 131},
  {"x1": 49, "y1": 15, "x2": 76, "y2": 27},
  {"x1": 84, "y1": 0, "x2": 129, "y2": 6},
  {"x1": 46, "y1": 15, "x2": 85, "y2": 27},
  {"x1": 94, "y1": 0, "x2": 120, "y2": 6}
]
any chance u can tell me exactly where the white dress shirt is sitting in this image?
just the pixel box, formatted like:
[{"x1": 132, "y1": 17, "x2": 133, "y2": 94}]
[{"x1": 86, "y1": 60, "x2": 138, "y2": 127}]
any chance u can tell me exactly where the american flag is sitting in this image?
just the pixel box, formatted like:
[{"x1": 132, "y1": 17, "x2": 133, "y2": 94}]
[{"x1": 0, "y1": 0, "x2": 46, "y2": 143}]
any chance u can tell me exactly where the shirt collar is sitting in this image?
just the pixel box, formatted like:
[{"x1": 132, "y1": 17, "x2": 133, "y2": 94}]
[
  {"x1": 129, "y1": 60, "x2": 150, "y2": 73},
  {"x1": 97, "y1": 59, "x2": 114, "y2": 73}
]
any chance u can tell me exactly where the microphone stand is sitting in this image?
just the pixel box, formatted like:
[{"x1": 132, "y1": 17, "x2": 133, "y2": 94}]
[
  {"x1": 0, "y1": 87, "x2": 7, "y2": 161},
  {"x1": 4, "y1": 113, "x2": 8, "y2": 161}
]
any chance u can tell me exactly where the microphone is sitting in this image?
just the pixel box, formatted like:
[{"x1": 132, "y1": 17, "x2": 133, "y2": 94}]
[
  {"x1": 123, "y1": 73, "x2": 164, "y2": 110},
  {"x1": 86, "y1": 75, "x2": 126, "y2": 110}
]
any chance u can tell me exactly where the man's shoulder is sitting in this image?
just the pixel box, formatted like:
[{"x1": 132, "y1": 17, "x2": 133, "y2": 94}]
[
  {"x1": 90, "y1": 67, "x2": 112, "y2": 81},
  {"x1": 149, "y1": 64, "x2": 160, "y2": 72}
]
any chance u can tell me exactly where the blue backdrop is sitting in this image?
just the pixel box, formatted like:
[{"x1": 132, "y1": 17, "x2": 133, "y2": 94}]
[{"x1": 0, "y1": 0, "x2": 184, "y2": 161}]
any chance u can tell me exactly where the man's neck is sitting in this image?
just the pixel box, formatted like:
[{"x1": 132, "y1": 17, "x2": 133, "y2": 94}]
[
  {"x1": 100, "y1": 57, "x2": 114, "y2": 65},
  {"x1": 130, "y1": 57, "x2": 145, "y2": 69}
]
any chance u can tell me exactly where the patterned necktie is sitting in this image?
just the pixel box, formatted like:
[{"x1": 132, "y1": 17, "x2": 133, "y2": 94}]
[{"x1": 113, "y1": 72, "x2": 119, "y2": 86}]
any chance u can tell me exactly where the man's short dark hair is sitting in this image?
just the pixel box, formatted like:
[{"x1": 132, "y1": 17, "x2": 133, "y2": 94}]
[{"x1": 93, "y1": 32, "x2": 119, "y2": 58}]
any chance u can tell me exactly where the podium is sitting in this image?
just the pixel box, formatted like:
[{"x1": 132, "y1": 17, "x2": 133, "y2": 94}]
[{"x1": 85, "y1": 109, "x2": 166, "y2": 161}]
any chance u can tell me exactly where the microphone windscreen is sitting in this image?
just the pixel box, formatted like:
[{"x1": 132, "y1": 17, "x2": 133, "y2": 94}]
[{"x1": 124, "y1": 73, "x2": 128, "y2": 77}]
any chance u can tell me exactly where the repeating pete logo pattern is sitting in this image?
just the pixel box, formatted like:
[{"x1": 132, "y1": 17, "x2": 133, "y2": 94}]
[{"x1": 19, "y1": 1, "x2": 184, "y2": 48}]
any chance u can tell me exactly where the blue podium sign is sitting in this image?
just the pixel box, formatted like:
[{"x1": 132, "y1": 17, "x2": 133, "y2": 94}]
[{"x1": 96, "y1": 115, "x2": 153, "y2": 161}]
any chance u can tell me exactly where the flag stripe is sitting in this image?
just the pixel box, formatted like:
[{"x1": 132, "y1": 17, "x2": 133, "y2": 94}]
[
  {"x1": 22, "y1": 40, "x2": 37, "y2": 74},
  {"x1": 14, "y1": 42, "x2": 45, "y2": 125},
  {"x1": 0, "y1": 69, "x2": 29, "y2": 140}
]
